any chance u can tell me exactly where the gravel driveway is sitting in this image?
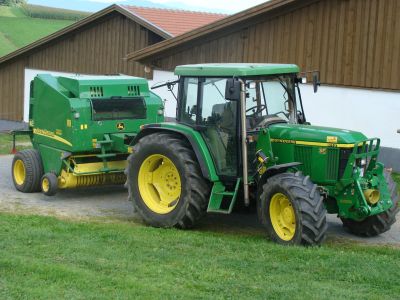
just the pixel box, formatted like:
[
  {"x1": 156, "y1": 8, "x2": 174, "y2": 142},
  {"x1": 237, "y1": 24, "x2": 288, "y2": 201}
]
[{"x1": 1, "y1": 155, "x2": 398, "y2": 245}]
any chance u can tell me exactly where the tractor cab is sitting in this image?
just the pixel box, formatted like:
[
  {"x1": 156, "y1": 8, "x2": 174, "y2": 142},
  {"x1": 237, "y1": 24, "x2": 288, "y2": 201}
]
[{"x1": 174, "y1": 64, "x2": 307, "y2": 181}]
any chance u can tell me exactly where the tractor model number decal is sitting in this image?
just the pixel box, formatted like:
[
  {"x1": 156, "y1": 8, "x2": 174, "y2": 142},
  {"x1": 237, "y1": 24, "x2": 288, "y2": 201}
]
[
  {"x1": 327, "y1": 136, "x2": 338, "y2": 143},
  {"x1": 117, "y1": 122, "x2": 125, "y2": 131},
  {"x1": 270, "y1": 138, "x2": 296, "y2": 144},
  {"x1": 33, "y1": 128, "x2": 72, "y2": 147},
  {"x1": 271, "y1": 138, "x2": 354, "y2": 149}
]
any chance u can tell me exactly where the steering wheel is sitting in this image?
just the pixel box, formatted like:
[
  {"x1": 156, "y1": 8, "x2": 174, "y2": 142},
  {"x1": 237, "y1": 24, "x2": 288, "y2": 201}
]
[
  {"x1": 274, "y1": 111, "x2": 290, "y2": 119},
  {"x1": 246, "y1": 104, "x2": 267, "y2": 115}
]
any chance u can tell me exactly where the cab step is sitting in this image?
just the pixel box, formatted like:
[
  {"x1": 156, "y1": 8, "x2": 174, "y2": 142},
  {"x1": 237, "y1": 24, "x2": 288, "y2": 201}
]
[{"x1": 207, "y1": 179, "x2": 240, "y2": 214}]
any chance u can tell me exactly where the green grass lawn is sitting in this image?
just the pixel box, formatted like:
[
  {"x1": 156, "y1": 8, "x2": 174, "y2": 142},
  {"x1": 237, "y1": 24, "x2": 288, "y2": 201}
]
[
  {"x1": 0, "y1": 6, "x2": 77, "y2": 57},
  {"x1": 0, "y1": 213, "x2": 399, "y2": 299},
  {"x1": 0, "y1": 133, "x2": 31, "y2": 155}
]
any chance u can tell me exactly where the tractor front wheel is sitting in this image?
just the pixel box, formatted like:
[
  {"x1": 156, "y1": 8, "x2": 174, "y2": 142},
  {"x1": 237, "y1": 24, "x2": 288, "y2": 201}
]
[
  {"x1": 126, "y1": 132, "x2": 210, "y2": 229},
  {"x1": 341, "y1": 170, "x2": 399, "y2": 237},
  {"x1": 258, "y1": 172, "x2": 327, "y2": 246}
]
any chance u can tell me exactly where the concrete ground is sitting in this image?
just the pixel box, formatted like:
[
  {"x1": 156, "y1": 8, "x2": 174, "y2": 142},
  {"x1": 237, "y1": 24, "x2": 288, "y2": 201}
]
[{"x1": 0, "y1": 155, "x2": 398, "y2": 246}]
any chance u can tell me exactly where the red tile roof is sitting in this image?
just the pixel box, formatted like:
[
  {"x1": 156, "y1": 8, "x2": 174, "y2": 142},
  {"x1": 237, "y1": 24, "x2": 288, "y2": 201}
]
[{"x1": 122, "y1": 5, "x2": 227, "y2": 37}]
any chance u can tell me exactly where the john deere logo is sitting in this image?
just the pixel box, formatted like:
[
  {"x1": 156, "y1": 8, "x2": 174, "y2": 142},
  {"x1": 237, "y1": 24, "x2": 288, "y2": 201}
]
[{"x1": 117, "y1": 123, "x2": 125, "y2": 131}]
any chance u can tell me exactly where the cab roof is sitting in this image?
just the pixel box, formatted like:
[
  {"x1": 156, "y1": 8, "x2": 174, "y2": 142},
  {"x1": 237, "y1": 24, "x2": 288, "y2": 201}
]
[{"x1": 174, "y1": 63, "x2": 300, "y2": 77}]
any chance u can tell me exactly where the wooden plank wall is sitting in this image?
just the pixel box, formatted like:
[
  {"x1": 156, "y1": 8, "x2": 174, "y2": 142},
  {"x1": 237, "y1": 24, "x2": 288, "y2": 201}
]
[
  {"x1": 151, "y1": 0, "x2": 400, "y2": 91},
  {"x1": 0, "y1": 12, "x2": 162, "y2": 121}
]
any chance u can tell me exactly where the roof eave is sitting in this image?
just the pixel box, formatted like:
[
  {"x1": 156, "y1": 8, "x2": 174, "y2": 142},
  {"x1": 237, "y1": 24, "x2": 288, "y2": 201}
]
[
  {"x1": 126, "y1": 0, "x2": 305, "y2": 62},
  {"x1": 118, "y1": 5, "x2": 173, "y2": 38}
]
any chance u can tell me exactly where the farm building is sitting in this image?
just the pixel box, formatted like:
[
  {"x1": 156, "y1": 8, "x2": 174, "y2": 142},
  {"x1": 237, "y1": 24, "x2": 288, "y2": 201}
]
[
  {"x1": 127, "y1": 0, "x2": 400, "y2": 169},
  {"x1": 0, "y1": 4, "x2": 226, "y2": 122}
]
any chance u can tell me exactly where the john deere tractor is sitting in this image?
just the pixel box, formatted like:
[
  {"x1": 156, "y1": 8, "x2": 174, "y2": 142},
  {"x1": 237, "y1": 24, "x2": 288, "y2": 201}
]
[{"x1": 125, "y1": 63, "x2": 398, "y2": 246}]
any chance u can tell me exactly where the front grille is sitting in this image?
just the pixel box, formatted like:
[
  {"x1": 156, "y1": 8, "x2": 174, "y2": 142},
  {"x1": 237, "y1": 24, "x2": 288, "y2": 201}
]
[
  {"x1": 326, "y1": 148, "x2": 340, "y2": 180},
  {"x1": 294, "y1": 146, "x2": 312, "y2": 175},
  {"x1": 339, "y1": 148, "x2": 353, "y2": 178}
]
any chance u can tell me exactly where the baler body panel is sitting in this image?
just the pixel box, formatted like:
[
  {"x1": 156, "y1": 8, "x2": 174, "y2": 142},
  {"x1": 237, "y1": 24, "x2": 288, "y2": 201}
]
[{"x1": 28, "y1": 74, "x2": 164, "y2": 189}]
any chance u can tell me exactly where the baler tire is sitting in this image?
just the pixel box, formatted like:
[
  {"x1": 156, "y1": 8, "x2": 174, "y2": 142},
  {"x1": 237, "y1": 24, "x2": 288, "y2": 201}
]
[
  {"x1": 258, "y1": 172, "x2": 328, "y2": 246},
  {"x1": 341, "y1": 170, "x2": 399, "y2": 237},
  {"x1": 41, "y1": 173, "x2": 59, "y2": 196},
  {"x1": 12, "y1": 149, "x2": 44, "y2": 193},
  {"x1": 126, "y1": 132, "x2": 210, "y2": 229}
]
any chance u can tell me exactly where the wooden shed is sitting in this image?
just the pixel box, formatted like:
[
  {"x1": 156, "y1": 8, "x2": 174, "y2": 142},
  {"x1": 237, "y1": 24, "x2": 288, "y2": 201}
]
[
  {"x1": 0, "y1": 5, "x2": 226, "y2": 121},
  {"x1": 128, "y1": 0, "x2": 400, "y2": 91}
]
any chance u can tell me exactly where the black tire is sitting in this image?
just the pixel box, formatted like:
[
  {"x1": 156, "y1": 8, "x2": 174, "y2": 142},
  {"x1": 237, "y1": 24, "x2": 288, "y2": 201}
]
[
  {"x1": 258, "y1": 172, "x2": 327, "y2": 246},
  {"x1": 341, "y1": 170, "x2": 399, "y2": 237},
  {"x1": 11, "y1": 149, "x2": 44, "y2": 193},
  {"x1": 41, "y1": 173, "x2": 59, "y2": 196},
  {"x1": 126, "y1": 132, "x2": 210, "y2": 229}
]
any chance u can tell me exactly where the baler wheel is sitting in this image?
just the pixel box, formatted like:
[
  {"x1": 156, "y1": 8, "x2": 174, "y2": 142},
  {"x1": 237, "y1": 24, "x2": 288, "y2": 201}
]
[
  {"x1": 41, "y1": 173, "x2": 59, "y2": 196},
  {"x1": 12, "y1": 149, "x2": 44, "y2": 193},
  {"x1": 258, "y1": 172, "x2": 327, "y2": 246},
  {"x1": 126, "y1": 132, "x2": 210, "y2": 229},
  {"x1": 341, "y1": 170, "x2": 399, "y2": 237}
]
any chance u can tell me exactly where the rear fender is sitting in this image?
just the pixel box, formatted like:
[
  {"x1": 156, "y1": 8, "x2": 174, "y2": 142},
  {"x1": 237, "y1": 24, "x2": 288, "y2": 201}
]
[{"x1": 132, "y1": 124, "x2": 219, "y2": 182}]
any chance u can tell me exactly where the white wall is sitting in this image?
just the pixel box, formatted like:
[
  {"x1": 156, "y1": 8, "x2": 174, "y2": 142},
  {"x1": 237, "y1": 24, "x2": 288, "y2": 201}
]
[
  {"x1": 23, "y1": 68, "x2": 80, "y2": 122},
  {"x1": 148, "y1": 70, "x2": 178, "y2": 118},
  {"x1": 150, "y1": 69, "x2": 400, "y2": 149},
  {"x1": 301, "y1": 85, "x2": 400, "y2": 149}
]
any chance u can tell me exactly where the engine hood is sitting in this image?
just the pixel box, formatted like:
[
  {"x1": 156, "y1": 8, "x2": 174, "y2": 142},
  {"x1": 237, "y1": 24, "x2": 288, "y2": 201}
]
[{"x1": 268, "y1": 123, "x2": 368, "y2": 145}]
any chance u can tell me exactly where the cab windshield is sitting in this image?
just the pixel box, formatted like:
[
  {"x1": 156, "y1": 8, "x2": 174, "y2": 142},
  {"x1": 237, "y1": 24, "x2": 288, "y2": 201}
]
[{"x1": 245, "y1": 75, "x2": 301, "y2": 128}]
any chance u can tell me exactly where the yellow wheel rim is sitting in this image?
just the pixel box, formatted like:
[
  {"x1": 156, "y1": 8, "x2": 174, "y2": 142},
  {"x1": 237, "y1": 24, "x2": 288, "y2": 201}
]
[
  {"x1": 13, "y1": 159, "x2": 26, "y2": 186},
  {"x1": 138, "y1": 154, "x2": 182, "y2": 214},
  {"x1": 42, "y1": 178, "x2": 50, "y2": 193},
  {"x1": 270, "y1": 193, "x2": 296, "y2": 241}
]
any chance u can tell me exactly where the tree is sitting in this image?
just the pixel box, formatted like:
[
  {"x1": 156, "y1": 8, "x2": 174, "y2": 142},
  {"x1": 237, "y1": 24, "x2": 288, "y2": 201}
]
[{"x1": 0, "y1": 0, "x2": 26, "y2": 6}]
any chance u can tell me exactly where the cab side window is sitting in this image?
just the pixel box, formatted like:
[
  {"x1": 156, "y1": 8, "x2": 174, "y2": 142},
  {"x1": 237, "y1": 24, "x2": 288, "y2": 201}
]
[{"x1": 180, "y1": 77, "x2": 198, "y2": 124}]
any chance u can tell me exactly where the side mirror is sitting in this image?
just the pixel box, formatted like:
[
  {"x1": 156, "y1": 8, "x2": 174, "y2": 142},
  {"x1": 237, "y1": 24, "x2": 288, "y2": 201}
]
[
  {"x1": 313, "y1": 72, "x2": 321, "y2": 93},
  {"x1": 297, "y1": 111, "x2": 306, "y2": 124},
  {"x1": 296, "y1": 77, "x2": 307, "y2": 84},
  {"x1": 225, "y1": 78, "x2": 241, "y2": 101}
]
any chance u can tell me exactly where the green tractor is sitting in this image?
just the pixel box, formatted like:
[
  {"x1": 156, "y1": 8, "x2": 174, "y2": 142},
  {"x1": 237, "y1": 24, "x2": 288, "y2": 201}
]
[{"x1": 126, "y1": 63, "x2": 398, "y2": 246}]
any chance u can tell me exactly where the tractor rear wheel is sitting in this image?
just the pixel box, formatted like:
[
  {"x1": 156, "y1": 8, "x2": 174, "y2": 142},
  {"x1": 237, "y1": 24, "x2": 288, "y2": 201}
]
[
  {"x1": 258, "y1": 172, "x2": 327, "y2": 246},
  {"x1": 341, "y1": 170, "x2": 399, "y2": 237},
  {"x1": 126, "y1": 132, "x2": 210, "y2": 229},
  {"x1": 12, "y1": 149, "x2": 44, "y2": 193}
]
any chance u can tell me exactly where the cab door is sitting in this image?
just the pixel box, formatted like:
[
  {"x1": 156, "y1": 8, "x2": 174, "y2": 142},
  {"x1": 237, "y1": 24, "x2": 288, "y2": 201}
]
[{"x1": 198, "y1": 78, "x2": 239, "y2": 178}]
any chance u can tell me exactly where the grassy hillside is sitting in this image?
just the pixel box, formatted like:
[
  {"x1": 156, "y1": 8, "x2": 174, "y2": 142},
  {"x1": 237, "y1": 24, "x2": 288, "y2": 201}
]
[
  {"x1": 21, "y1": 4, "x2": 90, "y2": 20},
  {"x1": 0, "y1": 5, "x2": 89, "y2": 57}
]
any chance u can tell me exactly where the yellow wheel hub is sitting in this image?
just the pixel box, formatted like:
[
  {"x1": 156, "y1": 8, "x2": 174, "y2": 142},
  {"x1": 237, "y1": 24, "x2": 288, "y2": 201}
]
[
  {"x1": 138, "y1": 154, "x2": 182, "y2": 214},
  {"x1": 13, "y1": 159, "x2": 26, "y2": 186},
  {"x1": 270, "y1": 193, "x2": 296, "y2": 241},
  {"x1": 42, "y1": 178, "x2": 50, "y2": 193}
]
